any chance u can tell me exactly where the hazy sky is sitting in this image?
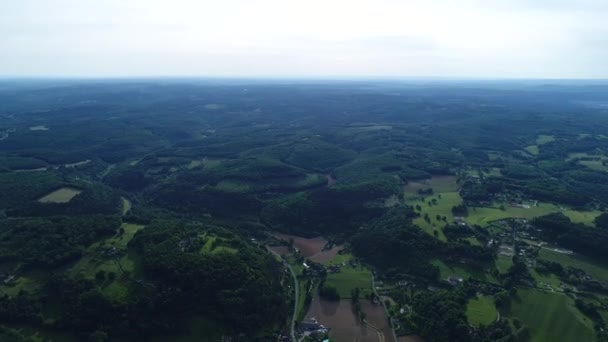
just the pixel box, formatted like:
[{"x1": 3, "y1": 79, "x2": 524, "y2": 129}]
[{"x1": 1, "y1": 0, "x2": 607, "y2": 78}]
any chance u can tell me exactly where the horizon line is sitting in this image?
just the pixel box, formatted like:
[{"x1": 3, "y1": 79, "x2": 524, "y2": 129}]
[{"x1": 1, "y1": 75, "x2": 608, "y2": 83}]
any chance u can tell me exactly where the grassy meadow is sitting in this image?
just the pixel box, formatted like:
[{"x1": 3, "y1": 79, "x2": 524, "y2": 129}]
[
  {"x1": 325, "y1": 262, "x2": 373, "y2": 299},
  {"x1": 37, "y1": 187, "x2": 82, "y2": 203},
  {"x1": 509, "y1": 289, "x2": 596, "y2": 342},
  {"x1": 539, "y1": 249, "x2": 608, "y2": 283},
  {"x1": 466, "y1": 296, "x2": 498, "y2": 326},
  {"x1": 405, "y1": 176, "x2": 462, "y2": 241}
]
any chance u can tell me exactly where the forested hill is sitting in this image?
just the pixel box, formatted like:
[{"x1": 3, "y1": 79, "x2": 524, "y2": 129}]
[{"x1": 1, "y1": 80, "x2": 608, "y2": 341}]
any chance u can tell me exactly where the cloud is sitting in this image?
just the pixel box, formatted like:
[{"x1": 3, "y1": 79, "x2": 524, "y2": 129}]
[{"x1": 0, "y1": 0, "x2": 607, "y2": 78}]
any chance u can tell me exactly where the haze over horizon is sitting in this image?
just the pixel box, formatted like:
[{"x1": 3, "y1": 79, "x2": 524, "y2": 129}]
[{"x1": 1, "y1": 0, "x2": 607, "y2": 79}]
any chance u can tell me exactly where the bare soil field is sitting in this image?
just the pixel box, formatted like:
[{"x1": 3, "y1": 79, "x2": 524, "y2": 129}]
[
  {"x1": 309, "y1": 245, "x2": 344, "y2": 264},
  {"x1": 362, "y1": 302, "x2": 395, "y2": 342},
  {"x1": 305, "y1": 294, "x2": 380, "y2": 342},
  {"x1": 275, "y1": 233, "x2": 327, "y2": 258}
]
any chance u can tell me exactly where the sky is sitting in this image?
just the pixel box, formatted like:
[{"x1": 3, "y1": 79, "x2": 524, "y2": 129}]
[{"x1": 1, "y1": 0, "x2": 607, "y2": 78}]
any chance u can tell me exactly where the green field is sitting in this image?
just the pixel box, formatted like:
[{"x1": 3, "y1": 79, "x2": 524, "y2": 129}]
[
  {"x1": 37, "y1": 187, "x2": 82, "y2": 203},
  {"x1": 466, "y1": 296, "x2": 497, "y2": 326},
  {"x1": 0, "y1": 271, "x2": 45, "y2": 297},
  {"x1": 467, "y1": 202, "x2": 560, "y2": 227},
  {"x1": 495, "y1": 255, "x2": 513, "y2": 275},
  {"x1": 509, "y1": 289, "x2": 596, "y2": 342},
  {"x1": 565, "y1": 153, "x2": 608, "y2": 172},
  {"x1": 536, "y1": 135, "x2": 556, "y2": 145},
  {"x1": 325, "y1": 264, "x2": 373, "y2": 299},
  {"x1": 525, "y1": 145, "x2": 540, "y2": 155},
  {"x1": 408, "y1": 192, "x2": 462, "y2": 241},
  {"x1": 121, "y1": 197, "x2": 132, "y2": 215},
  {"x1": 530, "y1": 269, "x2": 563, "y2": 291},
  {"x1": 579, "y1": 160, "x2": 608, "y2": 172},
  {"x1": 562, "y1": 209, "x2": 601, "y2": 226},
  {"x1": 539, "y1": 249, "x2": 608, "y2": 283}
]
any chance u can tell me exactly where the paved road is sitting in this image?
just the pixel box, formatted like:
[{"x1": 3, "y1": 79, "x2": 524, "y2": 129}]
[{"x1": 268, "y1": 247, "x2": 298, "y2": 342}]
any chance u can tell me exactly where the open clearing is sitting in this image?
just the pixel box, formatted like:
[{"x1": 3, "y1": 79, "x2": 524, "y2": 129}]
[
  {"x1": 466, "y1": 295, "x2": 497, "y2": 326},
  {"x1": 536, "y1": 135, "x2": 555, "y2": 145},
  {"x1": 121, "y1": 197, "x2": 132, "y2": 215},
  {"x1": 524, "y1": 145, "x2": 540, "y2": 155},
  {"x1": 409, "y1": 192, "x2": 462, "y2": 241},
  {"x1": 325, "y1": 263, "x2": 373, "y2": 299},
  {"x1": 565, "y1": 153, "x2": 608, "y2": 172},
  {"x1": 404, "y1": 176, "x2": 461, "y2": 241},
  {"x1": 562, "y1": 209, "x2": 601, "y2": 226},
  {"x1": 509, "y1": 289, "x2": 595, "y2": 342},
  {"x1": 37, "y1": 187, "x2": 82, "y2": 203},
  {"x1": 466, "y1": 202, "x2": 559, "y2": 226},
  {"x1": 539, "y1": 249, "x2": 608, "y2": 284},
  {"x1": 29, "y1": 125, "x2": 49, "y2": 131}
]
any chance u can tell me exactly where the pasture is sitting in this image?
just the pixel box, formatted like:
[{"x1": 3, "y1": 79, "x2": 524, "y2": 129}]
[
  {"x1": 404, "y1": 176, "x2": 462, "y2": 240},
  {"x1": 466, "y1": 295, "x2": 497, "y2": 326},
  {"x1": 466, "y1": 202, "x2": 559, "y2": 227},
  {"x1": 509, "y1": 289, "x2": 595, "y2": 342},
  {"x1": 325, "y1": 263, "x2": 373, "y2": 299},
  {"x1": 408, "y1": 192, "x2": 462, "y2": 241},
  {"x1": 562, "y1": 209, "x2": 601, "y2": 226},
  {"x1": 536, "y1": 135, "x2": 555, "y2": 145},
  {"x1": 37, "y1": 187, "x2": 82, "y2": 203},
  {"x1": 524, "y1": 145, "x2": 540, "y2": 155},
  {"x1": 539, "y1": 249, "x2": 608, "y2": 284},
  {"x1": 530, "y1": 269, "x2": 563, "y2": 291}
]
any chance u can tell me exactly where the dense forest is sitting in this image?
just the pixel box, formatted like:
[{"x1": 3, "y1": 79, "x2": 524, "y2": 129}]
[{"x1": 1, "y1": 80, "x2": 608, "y2": 341}]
